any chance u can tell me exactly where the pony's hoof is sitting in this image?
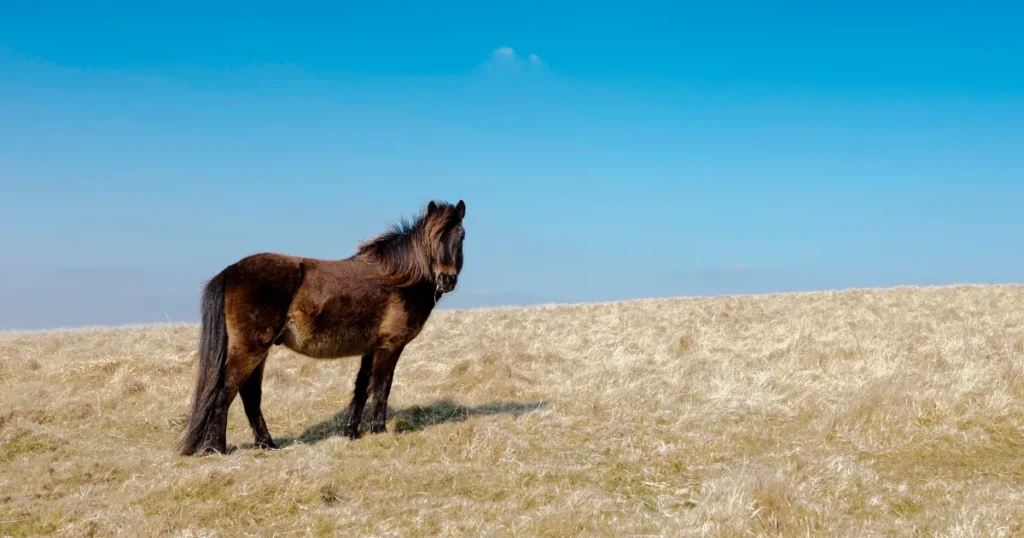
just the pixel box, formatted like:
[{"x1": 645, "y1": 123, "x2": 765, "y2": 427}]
[
  {"x1": 199, "y1": 444, "x2": 227, "y2": 456},
  {"x1": 369, "y1": 423, "x2": 387, "y2": 435},
  {"x1": 255, "y1": 439, "x2": 278, "y2": 450},
  {"x1": 344, "y1": 428, "x2": 361, "y2": 440}
]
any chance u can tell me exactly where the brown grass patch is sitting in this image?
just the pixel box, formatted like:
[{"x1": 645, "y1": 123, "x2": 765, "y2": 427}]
[{"x1": 2, "y1": 285, "x2": 1024, "y2": 536}]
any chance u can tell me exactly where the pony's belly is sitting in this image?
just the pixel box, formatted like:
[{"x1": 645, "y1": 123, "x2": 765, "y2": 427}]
[{"x1": 278, "y1": 326, "x2": 369, "y2": 359}]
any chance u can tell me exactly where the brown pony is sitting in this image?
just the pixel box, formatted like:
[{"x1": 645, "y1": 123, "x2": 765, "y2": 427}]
[{"x1": 179, "y1": 200, "x2": 466, "y2": 456}]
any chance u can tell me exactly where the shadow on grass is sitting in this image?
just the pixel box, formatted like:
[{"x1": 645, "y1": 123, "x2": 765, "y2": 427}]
[{"x1": 241, "y1": 399, "x2": 546, "y2": 450}]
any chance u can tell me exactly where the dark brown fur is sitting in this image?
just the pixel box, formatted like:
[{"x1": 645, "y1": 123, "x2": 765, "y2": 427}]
[{"x1": 180, "y1": 200, "x2": 466, "y2": 456}]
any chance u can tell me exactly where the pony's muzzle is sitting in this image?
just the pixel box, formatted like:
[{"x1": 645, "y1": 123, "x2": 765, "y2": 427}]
[{"x1": 437, "y1": 272, "x2": 457, "y2": 293}]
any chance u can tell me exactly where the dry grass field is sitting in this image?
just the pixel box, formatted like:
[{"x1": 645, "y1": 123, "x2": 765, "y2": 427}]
[{"x1": 2, "y1": 284, "x2": 1024, "y2": 537}]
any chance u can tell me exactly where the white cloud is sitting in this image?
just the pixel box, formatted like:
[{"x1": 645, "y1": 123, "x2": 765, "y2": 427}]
[
  {"x1": 479, "y1": 46, "x2": 549, "y2": 77},
  {"x1": 493, "y1": 46, "x2": 516, "y2": 58}
]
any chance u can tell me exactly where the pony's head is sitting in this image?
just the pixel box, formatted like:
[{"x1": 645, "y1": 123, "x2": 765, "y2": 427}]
[
  {"x1": 357, "y1": 199, "x2": 466, "y2": 293},
  {"x1": 424, "y1": 199, "x2": 466, "y2": 293}
]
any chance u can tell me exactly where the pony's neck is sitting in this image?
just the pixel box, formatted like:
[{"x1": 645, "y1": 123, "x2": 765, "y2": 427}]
[{"x1": 356, "y1": 221, "x2": 433, "y2": 287}]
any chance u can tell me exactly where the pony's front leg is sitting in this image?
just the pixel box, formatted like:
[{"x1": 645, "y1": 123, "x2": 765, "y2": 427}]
[
  {"x1": 344, "y1": 352, "x2": 374, "y2": 440},
  {"x1": 369, "y1": 344, "x2": 406, "y2": 434}
]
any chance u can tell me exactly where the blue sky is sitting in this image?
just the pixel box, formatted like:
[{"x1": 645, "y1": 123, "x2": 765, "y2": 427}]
[{"x1": 2, "y1": 1, "x2": 1023, "y2": 329}]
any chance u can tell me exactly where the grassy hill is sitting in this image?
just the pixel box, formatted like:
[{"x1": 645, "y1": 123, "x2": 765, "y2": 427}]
[{"x1": 2, "y1": 284, "x2": 1024, "y2": 536}]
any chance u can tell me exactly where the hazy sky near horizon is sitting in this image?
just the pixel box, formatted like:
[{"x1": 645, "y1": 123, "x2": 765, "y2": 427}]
[{"x1": 2, "y1": 1, "x2": 1023, "y2": 329}]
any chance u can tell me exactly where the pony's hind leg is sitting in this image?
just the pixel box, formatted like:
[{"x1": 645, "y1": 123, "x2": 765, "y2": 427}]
[
  {"x1": 200, "y1": 344, "x2": 270, "y2": 454},
  {"x1": 240, "y1": 358, "x2": 276, "y2": 449}
]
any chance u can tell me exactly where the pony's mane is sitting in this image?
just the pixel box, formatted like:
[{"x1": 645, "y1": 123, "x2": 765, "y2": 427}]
[{"x1": 356, "y1": 201, "x2": 461, "y2": 287}]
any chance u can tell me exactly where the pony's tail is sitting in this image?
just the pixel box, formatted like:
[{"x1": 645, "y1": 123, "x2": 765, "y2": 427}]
[{"x1": 179, "y1": 272, "x2": 228, "y2": 456}]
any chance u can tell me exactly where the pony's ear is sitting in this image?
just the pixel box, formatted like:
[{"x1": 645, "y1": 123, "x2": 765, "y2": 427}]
[
  {"x1": 456, "y1": 200, "x2": 466, "y2": 219},
  {"x1": 427, "y1": 201, "x2": 438, "y2": 214}
]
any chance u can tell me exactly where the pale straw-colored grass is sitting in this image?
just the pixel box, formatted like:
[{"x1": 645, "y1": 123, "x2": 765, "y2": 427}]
[{"x1": 2, "y1": 284, "x2": 1024, "y2": 536}]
